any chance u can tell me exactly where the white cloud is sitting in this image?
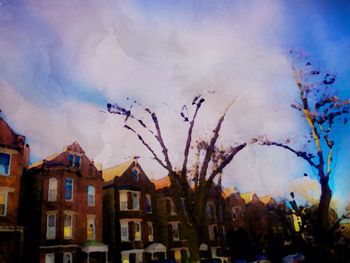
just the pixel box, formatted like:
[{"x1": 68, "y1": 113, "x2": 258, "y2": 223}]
[{"x1": 1, "y1": 0, "x2": 338, "y2": 204}]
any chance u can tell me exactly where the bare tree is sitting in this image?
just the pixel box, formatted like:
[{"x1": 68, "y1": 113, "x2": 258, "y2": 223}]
[
  {"x1": 259, "y1": 52, "x2": 350, "y2": 237},
  {"x1": 107, "y1": 96, "x2": 248, "y2": 262}
]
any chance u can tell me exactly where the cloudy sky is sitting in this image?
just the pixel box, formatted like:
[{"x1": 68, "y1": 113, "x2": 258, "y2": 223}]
[{"x1": 1, "y1": 0, "x2": 349, "y2": 213}]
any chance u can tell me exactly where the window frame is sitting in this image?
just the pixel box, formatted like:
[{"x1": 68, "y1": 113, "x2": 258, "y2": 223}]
[
  {"x1": 63, "y1": 252, "x2": 73, "y2": 263},
  {"x1": 208, "y1": 224, "x2": 219, "y2": 241},
  {"x1": 148, "y1": 221, "x2": 154, "y2": 242},
  {"x1": 131, "y1": 192, "x2": 140, "y2": 210},
  {"x1": 120, "y1": 221, "x2": 129, "y2": 241},
  {"x1": 146, "y1": 194, "x2": 152, "y2": 214},
  {"x1": 87, "y1": 214, "x2": 96, "y2": 240},
  {"x1": 45, "y1": 253, "x2": 55, "y2": 263},
  {"x1": 169, "y1": 222, "x2": 180, "y2": 241},
  {"x1": 131, "y1": 167, "x2": 140, "y2": 181},
  {"x1": 0, "y1": 192, "x2": 8, "y2": 216},
  {"x1": 46, "y1": 212, "x2": 57, "y2": 240},
  {"x1": 63, "y1": 212, "x2": 73, "y2": 240},
  {"x1": 68, "y1": 153, "x2": 81, "y2": 168},
  {"x1": 120, "y1": 191, "x2": 128, "y2": 211},
  {"x1": 48, "y1": 178, "x2": 58, "y2": 202},
  {"x1": 87, "y1": 185, "x2": 95, "y2": 206},
  {"x1": 0, "y1": 152, "x2": 11, "y2": 176},
  {"x1": 64, "y1": 178, "x2": 74, "y2": 201}
]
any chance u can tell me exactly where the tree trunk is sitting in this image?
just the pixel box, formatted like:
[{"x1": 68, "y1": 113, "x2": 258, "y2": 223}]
[
  {"x1": 188, "y1": 226, "x2": 201, "y2": 263},
  {"x1": 317, "y1": 176, "x2": 332, "y2": 241}
]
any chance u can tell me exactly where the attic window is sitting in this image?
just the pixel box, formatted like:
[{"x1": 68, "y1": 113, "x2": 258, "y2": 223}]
[
  {"x1": 68, "y1": 154, "x2": 81, "y2": 168},
  {"x1": 131, "y1": 167, "x2": 139, "y2": 181}
]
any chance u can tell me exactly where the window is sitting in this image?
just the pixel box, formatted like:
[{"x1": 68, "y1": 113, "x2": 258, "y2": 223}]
[
  {"x1": 87, "y1": 185, "x2": 95, "y2": 206},
  {"x1": 45, "y1": 253, "x2": 55, "y2": 263},
  {"x1": 208, "y1": 225, "x2": 219, "y2": 241},
  {"x1": 126, "y1": 191, "x2": 140, "y2": 210},
  {"x1": 120, "y1": 222, "x2": 128, "y2": 241},
  {"x1": 121, "y1": 191, "x2": 140, "y2": 211},
  {"x1": 169, "y1": 222, "x2": 180, "y2": 241},
  {"x1": 232, "y1": 206, "x2": 241, "y2": 222},
  {"x1": 48, "y1": 178, "x2": 57, "y2": 202},
  {"x1": 120, "y1": 192, "x2": 128, "y2": 210},
  {"x1": 74, "y1": 156, "x2": 80, "y2": 168},
  {"x1": 128, "y1": 221, "x2": 141, "y2": 241},
  {"x1": 68, "y1": 154, "x2": 80, "y2": 168},
  {"x1": 0, "y1": 153, "x2": 10, "y2": 176},
  {"x1": 206, "y1": 202, "x2": 216, "y2": 219},
  {"x1": 64, "y1": 178, "x2": 73, "y2": 201},
  {"x1": 63, "y1": 253, "x2": 72, "y2": 263},
  {"x1": 0, "y1": 192, "x2": 8, "y2": 216},
  {"x1": 135, "y1": 222, "x2": 141, "y2": 241},
  {"x1": 132, "y1": 192, "x2": 139, "y2": 210},
  {"x1": 131, "y1": 167, "x2": 139, "y2": 181},
  {"x1": 165, "y1": 198, "x2": 176, "y2": 215},
  {"x1": 222, "y1": 225, "x2": 226, "y2": 235},
  {"x1": 64, "y1": 213, "x2": 73, "y2": 239},
  {"x1": 87, "y1": 215, "x2": 96, "y2": 240},
  {"x1": 147, "y1": 222, "x2": 153, "y2": 241},
  {"x1": 146, "y1": 194, "x2": 152, "y2": 213},
  {"x1": 121, "y1": 220, "x2": 141, "y2": 242},
  {"x1": 46, "y1": 212, "x2": 56, "y2": 240}
]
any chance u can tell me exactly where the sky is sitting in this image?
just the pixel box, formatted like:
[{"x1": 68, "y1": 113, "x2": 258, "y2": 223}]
[{"x1": 0, "y1": 0, "x2": 349, "y2": 213}]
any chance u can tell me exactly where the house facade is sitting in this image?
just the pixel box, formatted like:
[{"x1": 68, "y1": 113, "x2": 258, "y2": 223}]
[
  {"x1": 152, "y1": 176, "x2": 190, "y2": 263},
  {"x1": 0, "y1": 117, "x2": 30, "y2": 263},
  {"x1": 21, "y1": 141, "x2": 107, "y2": 263},
  {"x1": 103, "y1": 159, "x2": 161, "y2": 263}
]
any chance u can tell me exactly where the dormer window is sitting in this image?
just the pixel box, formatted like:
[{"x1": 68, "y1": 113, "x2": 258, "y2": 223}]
[
  {"x1": 0, "y1": 153, "x2": 10, "y2": 176},
  {"x1": 68, "y1": 154, "x2": 80, "y2": 168}
]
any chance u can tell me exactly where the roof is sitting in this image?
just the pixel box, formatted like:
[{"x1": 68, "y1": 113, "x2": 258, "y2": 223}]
[
  {"x1": 28, "y1": 152, "x2": 61, "y2": 169},
  {"x1": 27, "y1": 141, "x2": 88, "y2": 169},
  {"x1": 260, "y1": 195, "x2": 273, "y2": 205},
  {"x1": 102, "y1": 159, "x2": 135, "y2": 182},
  {"x1": 240, "y1": 192, "x2": 255, "y2": 204},
  {"x1": 151, "y1": 176, "x2": 171, "y2": 190},
  {"x1": 221, "y1": 187, "x2": 235, "y2": 199}
]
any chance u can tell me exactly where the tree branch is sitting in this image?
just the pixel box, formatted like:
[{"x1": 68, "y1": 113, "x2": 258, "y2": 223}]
[
  {"x1": 262, "y1": 140, "x2": 318, "y2": 169},
  {"x1": 198, "y1": 103, "x2": 233, "y2": 185},
  {"x1": 206, "y1": 143, "x2": 247, "y2": 188},
  {"x1": 123, "y1": 125, "x2": 168, "y2": 170},
  {"x1": 181, "y1": 97, "x2": 205, "y2": 180}
]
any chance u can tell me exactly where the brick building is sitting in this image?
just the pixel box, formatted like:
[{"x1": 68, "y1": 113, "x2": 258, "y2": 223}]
[
  {"x1": 0, "y1": 117, "x2": 30, "y2": 263},
  {"x1": 152, "y1": 176, "x2": 190, "y2": 263},
  {"x1": 21, "y1": 141, "x2": 107, "y2": 263},
  {"x1": 103, "y1": 158, "x2": 161, "y2": 263}
]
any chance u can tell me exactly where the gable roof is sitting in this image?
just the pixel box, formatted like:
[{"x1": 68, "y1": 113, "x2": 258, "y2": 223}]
[
  {"x1": 221, "y1": 187, "x2": 235, "y2": 199},
  {"x1": 0, "y1": 117, "x2": 25, "y2": 147},
  {"x1": 28, "y1": 152, "x2": 61, "y2": 169},
  {"x1": 28, "y1": 141, "x2": 88, "y2": 169},
  {"x1": 151, "y1": 176, "x2": 171, "y2": 190},
  {"x1": 240, "y1": 192, "x2": 255, "y2": 204},
  {"x1": 260, "y1": 195, "x2": 273, "y2": 205},
  {"x1": 102, "y1": 159, "x2": 135, "y2": 182}
]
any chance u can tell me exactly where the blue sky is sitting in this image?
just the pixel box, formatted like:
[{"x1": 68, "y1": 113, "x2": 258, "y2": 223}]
[{"x1": 0, "y1": 0, "x2": 349, "y2": 213}]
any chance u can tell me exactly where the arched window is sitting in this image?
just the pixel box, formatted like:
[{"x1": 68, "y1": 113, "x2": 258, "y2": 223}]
[
  {"x1": 48, "y1": 178, "x2": 57, "y2": 202},
  {"x1": 87, "y1": 185, "x2": 95, "y2": 206}
]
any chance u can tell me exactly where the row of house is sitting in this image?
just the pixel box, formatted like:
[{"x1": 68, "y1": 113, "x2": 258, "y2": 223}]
[{"x1": 1, "y1": 116, "x2": 305, "y2": 263}]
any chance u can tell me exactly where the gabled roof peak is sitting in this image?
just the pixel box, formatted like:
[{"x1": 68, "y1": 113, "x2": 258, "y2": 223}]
[
  {"x1": 64, "y1": 141, "x2": 85, "y2": 154},
  {"x1": 102, "y1": 158, "x2": 138, "y2": 182}
]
